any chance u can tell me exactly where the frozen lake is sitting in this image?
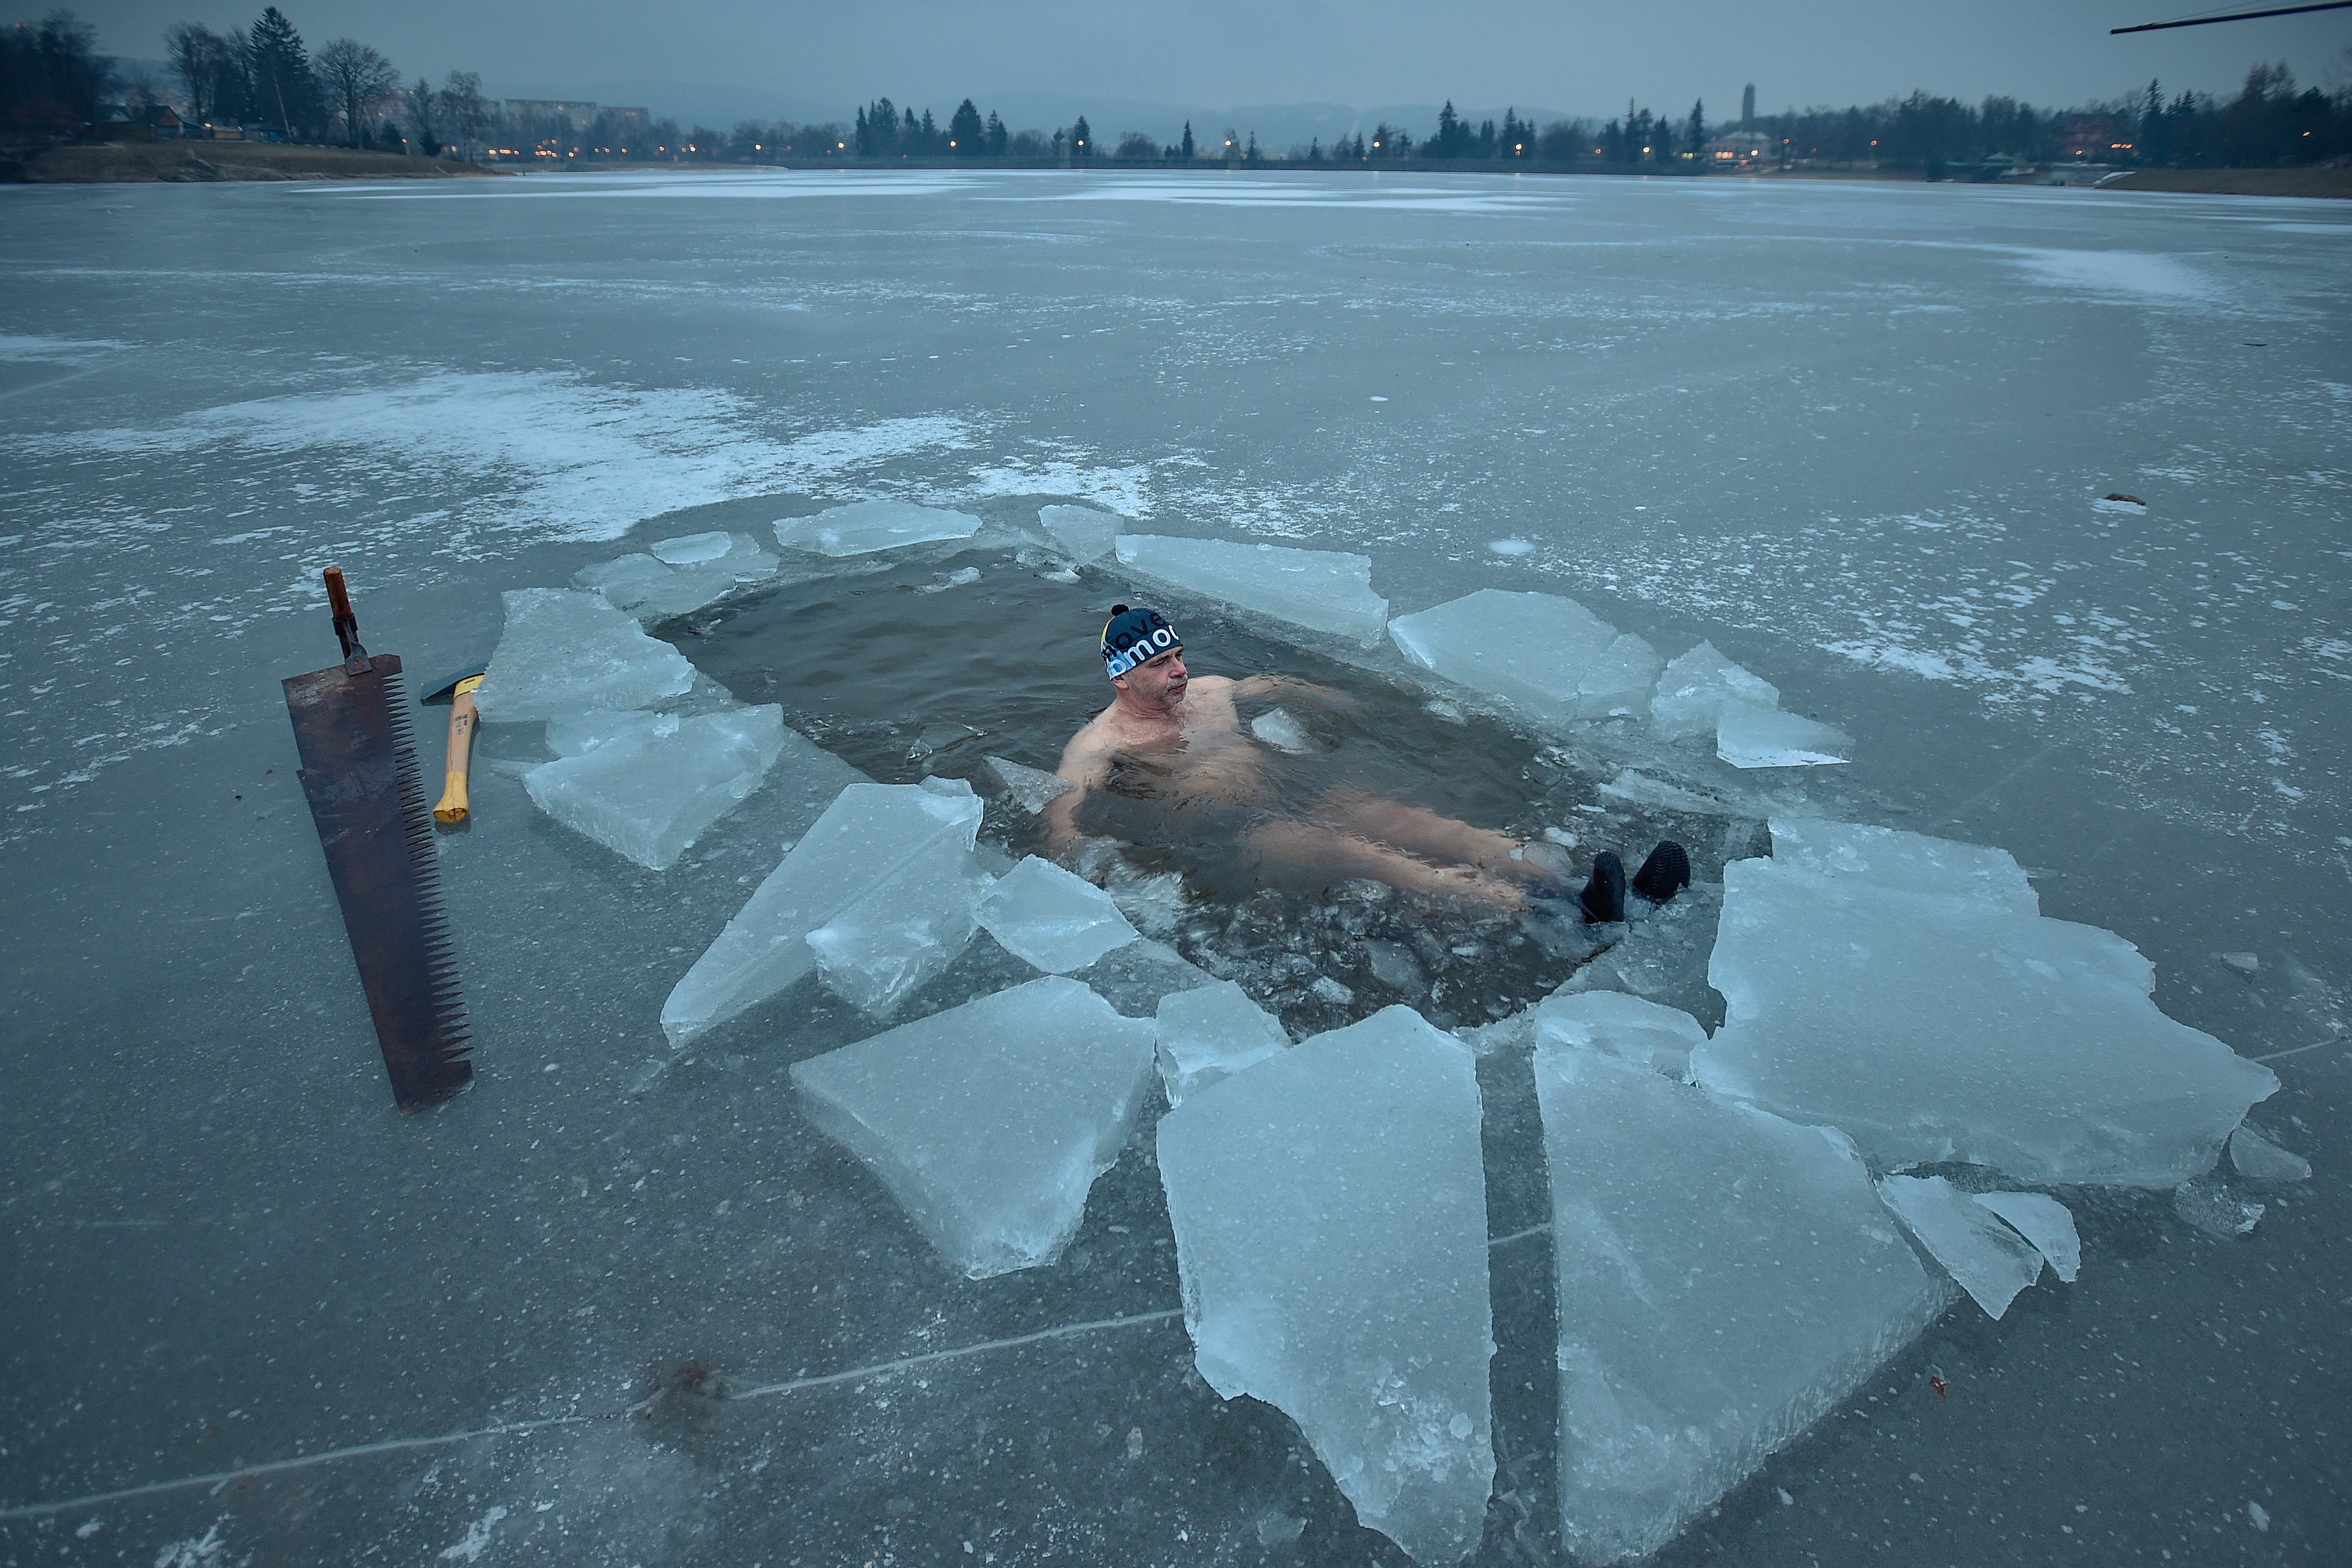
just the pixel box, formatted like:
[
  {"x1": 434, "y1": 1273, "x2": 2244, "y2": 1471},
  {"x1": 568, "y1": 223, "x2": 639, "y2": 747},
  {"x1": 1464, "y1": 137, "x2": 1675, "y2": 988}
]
[{"x1": 2, "y1": 168, "x2": 2346, "y2": 1564}]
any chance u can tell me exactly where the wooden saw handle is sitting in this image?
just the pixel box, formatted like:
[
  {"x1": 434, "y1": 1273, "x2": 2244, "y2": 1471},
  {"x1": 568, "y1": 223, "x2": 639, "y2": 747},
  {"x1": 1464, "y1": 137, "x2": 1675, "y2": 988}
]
[{"x1": 433, "y1": 677, "x2": 481, "y2": 824}]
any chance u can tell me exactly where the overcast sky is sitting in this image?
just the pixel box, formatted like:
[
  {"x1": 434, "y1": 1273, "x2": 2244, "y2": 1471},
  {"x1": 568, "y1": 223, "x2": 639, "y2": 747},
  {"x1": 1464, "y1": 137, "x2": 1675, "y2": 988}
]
[{"x1": 73, "y1": 0, "x2": 2352, "y2": 126}]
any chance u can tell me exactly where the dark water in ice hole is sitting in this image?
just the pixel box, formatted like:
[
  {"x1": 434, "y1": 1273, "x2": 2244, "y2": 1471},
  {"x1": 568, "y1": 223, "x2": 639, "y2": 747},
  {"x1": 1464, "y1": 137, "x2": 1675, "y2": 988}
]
[{"x1": 677, "y1": 546, "x2": 1733, "y2": 1042}]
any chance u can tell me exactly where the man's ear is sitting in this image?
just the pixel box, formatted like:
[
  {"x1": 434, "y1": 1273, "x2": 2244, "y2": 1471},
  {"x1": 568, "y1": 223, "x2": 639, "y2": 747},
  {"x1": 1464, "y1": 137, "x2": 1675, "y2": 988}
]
[{"x1": 1108, "y1": 673, "x2": 1130, "y2": 692}]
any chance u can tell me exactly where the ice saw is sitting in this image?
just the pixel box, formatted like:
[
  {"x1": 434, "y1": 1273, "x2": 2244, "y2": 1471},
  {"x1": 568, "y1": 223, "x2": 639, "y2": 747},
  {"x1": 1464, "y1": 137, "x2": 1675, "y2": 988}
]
[{"x1": 282, "y1": 567, "x2": 473, "y2": 1110}]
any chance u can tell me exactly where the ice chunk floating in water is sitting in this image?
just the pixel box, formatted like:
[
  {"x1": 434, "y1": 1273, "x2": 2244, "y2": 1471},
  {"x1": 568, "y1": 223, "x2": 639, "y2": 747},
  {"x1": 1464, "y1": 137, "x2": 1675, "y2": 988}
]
[
  {"x1": 1714, "y1": 700, "x2": 1851, "y2": 769},
  {"x1": 791, "y1": 976, "x2": 1156, "y2": 1278},
  {"x1": 1157, "y1": 1007, "x2": 1494, "y2": 1566},
  {"x1": 1877, "y1": 1174, "x2": 2045, "y2": 1318},
  {"x1": 1387, "y1": 589, "x2": 1618, "y2": 728},
  {"x1": 521, "y1": 705, "x2": 784, "y2": 870},
  {"x1": 982, "y1": 754, "x2": 1074, "y2": 814},
  {"x1": 2230, "y1": 1126, "x2": 2312, "y2": 1181},
  {"x1": 774, "y1": 499, "x2": 982, "y2": 556},
  {"x1": 1155, "y1": 978, "x2": 1287, "y2": 1106},
  {"x1": 1647, "y1": 641, "x2": 1777, "y2": 744},
  {"x1": 1534, "y1": 1046, "x2": 1951, "y2": 1565},
  {"x1": 1971, "y1": 1190, "x2": 2082, "y2": 1283},
  {"x1": 1249, "y1": 706, "x2": 1318, "y2": 755},
  {"x1": 1114, "y1": 534, "x2": 1388, "y2": 646},
  {"x1": 472, "y1": 587, "x2": 695, "y2": 721},
  {"x1": 1037, "y1": 503, "x2": 1124, "y2": 562},
  {"x1": 1577, "y1": 632, "x2": 1663, "y2": 720},
  {"x1": 805, "y1": 832, "x2": 991, "y2": 1017},
  {"x1": 977, "y1": 856, "x2": 1139, "y2": 973},
  {"x1": 1693, "y1": 821, "x2": 2277, "y2": 1186},
  {"x1": 575, "y1": 529, "x2": 778, "y2": 621},
  {"x1": 660, "y1": 782, "x2": 981, "y2": 1046}
]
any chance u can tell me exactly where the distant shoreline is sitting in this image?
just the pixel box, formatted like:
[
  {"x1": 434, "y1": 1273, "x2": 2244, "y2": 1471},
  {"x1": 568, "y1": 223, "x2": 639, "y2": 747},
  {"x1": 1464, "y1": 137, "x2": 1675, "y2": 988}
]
[
  {"x1": 9, "y1": 142, "x2": 2344, "y2": 199},
  {"x1": 3, "y1": 141, "x2": 508, "y2": 183}
]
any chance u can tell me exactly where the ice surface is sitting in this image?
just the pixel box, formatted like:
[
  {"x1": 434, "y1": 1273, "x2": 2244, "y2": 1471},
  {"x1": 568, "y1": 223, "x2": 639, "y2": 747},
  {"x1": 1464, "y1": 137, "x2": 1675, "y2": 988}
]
[
  {"x1": 1693, "y1": 825, "x2": 2278, "y2": 1186},
  {"x1": 1765, "y1": 818, "x2": 2037, "y2": 914},
  {"x1": 1877, "y1": 1174, "x2": 2045, "y2": 1318},
  {"x1": 1386, "y1": 589, "x2": 1619, "y2": 728},
  {"x1": 1155, "y1": 978, "x2": 1289, "y2": 1105},
  {"x1": 805, "y1": 836, "x2": 992, "y2": 1017},
  {"x1": 1715, "y1": 700, "x2": 1852, "y2": 768},
  {"x1": 544, "y1": 708, "x2": 665, "y2": 758},
  {"x1": 1971, "y1": 1191, "x2": 2083, "y2": 1283},
  {"x1": 2230, "y1": 1126, "x2": 2313, "y2": 1181},
  {"x1": 1648, "y1": 642, "x2": 1779, "y2": 744},
  {"x1": 661, "y1": 782, "x2": 982, "y2": 1046},
  {"x1": 774, "y1": 499, "x2": 982, "y2": 556},
  {"x1": 520, "y1": 705, "x2": 784, "y2": 870},
  {"x1": 790, "y1": 975, "x2": 1157, "y2": 1278},
  {"x1": 1249, "y1": 706, "x2": 1318, "y2": 754},
  {"x1": 575, "y1": 530, "x2": 780, "y2": 621},
  {"x1": 1534, "y1": 1046, "x2": 1951, "y2": 1564},
  {"x1": 1576, "y1": 632, "x2": 1663, "y2": 719},
  {"x1": 1158, "y1": 1007, "x2": 1494, "y2": 1565},
  {"x1": 982, "y1": 754, "x2": 1075, "y2": 813},
  {"x1": 977, "y1": 856, "x2": 1140, "y2": 973},
  {"x1": 1533, "y1": 991, "x2": 1709, "y2": 1079},
  {"x1": 1038, "y1": 503, "x2": 1124, "y2": 561},
  {"x1": 1114, "y1": 534, "x2": 1389, "y2": 646},
  {"x1": 472, "y1": 587, "x2": 696, "y2": 721}
]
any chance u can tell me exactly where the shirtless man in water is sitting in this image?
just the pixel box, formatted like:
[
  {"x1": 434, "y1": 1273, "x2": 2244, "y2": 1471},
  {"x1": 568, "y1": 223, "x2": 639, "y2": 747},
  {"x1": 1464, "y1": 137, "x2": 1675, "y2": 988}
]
[{"x1": 1044, "y1": 605, "x2": 1687, "y2": 916}]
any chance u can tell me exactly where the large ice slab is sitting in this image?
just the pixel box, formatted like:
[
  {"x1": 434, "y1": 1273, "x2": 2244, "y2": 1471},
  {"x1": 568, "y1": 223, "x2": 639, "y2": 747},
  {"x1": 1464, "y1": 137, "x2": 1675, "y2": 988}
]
[
  {"x1": 1387, "y1": 590, "x2": 1620, "y2": 728},
  {"x1": 1535, "y1": 1046, "x2": 1951, "y2": 1564},
  {"x1": 1157, "y1": 1007, "x2": 1493, "y2": 1565},
  {"x1": 1533, "y1": 991, "x2": 1709, "y2": 1080},
  {"x1": 1647, "y1": 641, "x2": 1777, "y2": 744},
  {"x1": 1576, "y1": 632, "x2": 1663, "y2": 720},
  {"x1": 575, "y1": 530, "x2": 779, "y2": 621},
  {"x1": 774, "y1": 499, "x2": 982, "y2": 556},
  {"x1": 1877, "y1": 1175, "x2": 2044, "y2": 1318},
  {"x1": 1693, "y1": 824, "x2": 2278, "y2": 1186},
  {"x1": 1765, "y1": 817, "x2": 2037, "y2": 914},
  {"x1": 661, "y1": 782, "x2": 982, "y2": 1046},
  {"x1": 521, "y1": 705, "x2": 784, "y2": 870},
  {"x1": 472, "y1": 587, "x2": 695, "y2": 722},
  {"x1": 1714, "y1": 700, "x2": 1851, "y2": 769},
  {"x1": 1155, "y1": 978, "x2": 1288, "y2": 1106},
  {"x1": 1038, "y1": 503, "x2": 1123, "y2": 562},
  {"x1": 977, "y1": 856, "x2": 1140, "y2": 973},
  {"x1": 1114, "y1": 534, "x2": 1388, "y2": 646},
  {"x1": 805, "y1": 834, "x2": 991, "y2": 1017},
  {"x1": 791, "y1": 976, "x2": 1156, "y2": 1278}
]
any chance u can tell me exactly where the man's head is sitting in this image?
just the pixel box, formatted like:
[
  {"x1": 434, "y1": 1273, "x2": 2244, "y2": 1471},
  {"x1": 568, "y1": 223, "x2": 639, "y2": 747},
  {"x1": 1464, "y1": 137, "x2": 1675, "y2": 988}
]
[{"x1": 1101, "y1": 604, "x2": 1187, "y2": 711}]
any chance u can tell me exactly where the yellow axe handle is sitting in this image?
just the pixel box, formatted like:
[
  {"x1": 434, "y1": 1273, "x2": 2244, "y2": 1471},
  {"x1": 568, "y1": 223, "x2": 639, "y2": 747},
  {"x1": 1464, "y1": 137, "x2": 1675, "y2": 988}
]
[{"x1": 433, "y1": 675, "x2": 483, "y2": 823}]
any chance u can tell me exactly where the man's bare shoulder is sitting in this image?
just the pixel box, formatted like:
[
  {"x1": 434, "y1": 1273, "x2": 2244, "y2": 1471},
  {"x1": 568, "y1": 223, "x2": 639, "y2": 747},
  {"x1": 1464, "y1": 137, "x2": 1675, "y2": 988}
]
[{"x1": 1057, "y1": 704, "x2": 1123, "y2": 782}]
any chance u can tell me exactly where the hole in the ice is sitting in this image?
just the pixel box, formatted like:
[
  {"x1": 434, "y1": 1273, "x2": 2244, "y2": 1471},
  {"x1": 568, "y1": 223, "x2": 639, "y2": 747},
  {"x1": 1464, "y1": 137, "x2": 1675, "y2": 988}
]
[{"x1": 675, "y1": 546, "x2": 1733, "y2": 1037}]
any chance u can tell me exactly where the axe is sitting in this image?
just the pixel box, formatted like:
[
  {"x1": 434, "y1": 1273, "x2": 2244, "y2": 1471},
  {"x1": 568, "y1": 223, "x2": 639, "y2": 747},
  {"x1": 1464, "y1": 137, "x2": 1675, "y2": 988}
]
[{"x1": 419, "y1": 667, "x2": 488, "y2": 824}]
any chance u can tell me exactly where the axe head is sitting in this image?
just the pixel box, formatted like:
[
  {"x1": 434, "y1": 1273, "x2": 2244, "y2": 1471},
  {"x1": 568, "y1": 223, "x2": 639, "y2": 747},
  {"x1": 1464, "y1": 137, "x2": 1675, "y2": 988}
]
[{"x1": 419, "y1": 668, "x2": 488, "y2": 707}]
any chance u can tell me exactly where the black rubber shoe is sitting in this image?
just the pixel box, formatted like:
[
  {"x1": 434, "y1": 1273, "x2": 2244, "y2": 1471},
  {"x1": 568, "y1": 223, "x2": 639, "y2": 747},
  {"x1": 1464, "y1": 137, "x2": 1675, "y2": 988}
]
[
  {"x1": 1580, "y1": 851, "x2": 1627, "y2": 924},
  {"x1": 1632, "y1": 840, "x2": 1691, "y2": 903}
]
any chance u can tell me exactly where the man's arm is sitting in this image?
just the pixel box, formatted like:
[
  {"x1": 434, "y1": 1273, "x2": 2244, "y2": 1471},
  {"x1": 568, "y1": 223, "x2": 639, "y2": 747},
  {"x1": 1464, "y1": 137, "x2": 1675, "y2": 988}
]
[
  {"x1": 1231, "y1": 674, "x2": 1360, "y2": 711},
  {"x1": 1041, "y1": 722, "x2": 1114, "y2": 855}
]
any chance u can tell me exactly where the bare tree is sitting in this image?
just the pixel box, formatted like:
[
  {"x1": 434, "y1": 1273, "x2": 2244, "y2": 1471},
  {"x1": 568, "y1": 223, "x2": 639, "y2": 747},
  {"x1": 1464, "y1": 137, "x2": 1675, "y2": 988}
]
[
  {"x1": 439, "y1": 70, "x2": 486, "y2": 160},
  {"x1": 402, "y1": 76, "x2": 439, "y2": 155},
  {"x1": 163, "y1": 22, "x2": 239, "y2": 124},
  {"x1": 314, "y1": 38, "x2": 396, "y2": 148}
]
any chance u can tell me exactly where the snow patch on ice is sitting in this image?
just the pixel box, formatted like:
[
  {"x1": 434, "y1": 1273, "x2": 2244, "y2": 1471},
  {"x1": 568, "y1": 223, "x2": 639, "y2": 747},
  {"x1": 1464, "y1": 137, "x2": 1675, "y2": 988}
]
[
  {"x1": 438, "y1": 1505, "x2": 508, "y2": 1562},
  {"x1": 2005, "y1": 248, "x2": 2221, "y2": 304},
  {"x1": 964, "y1": 460, "x2": 1153, "y2": 517}
]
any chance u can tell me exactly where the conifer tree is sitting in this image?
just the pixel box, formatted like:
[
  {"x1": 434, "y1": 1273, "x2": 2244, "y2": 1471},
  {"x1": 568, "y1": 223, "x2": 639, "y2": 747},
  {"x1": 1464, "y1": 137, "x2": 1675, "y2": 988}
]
[
  {"x1": 247, "y1": 7, "x2": 320, "y2": 136},
  {"x1": 949, "y1": 98, "x2": 983, "y2": 155}
]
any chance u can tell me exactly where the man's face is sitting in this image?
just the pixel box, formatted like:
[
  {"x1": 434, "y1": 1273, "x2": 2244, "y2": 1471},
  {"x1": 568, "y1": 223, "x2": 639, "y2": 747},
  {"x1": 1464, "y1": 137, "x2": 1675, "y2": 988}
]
[{"x1": 1113, "y1": 647, "x2": 1188, "y2": 710}]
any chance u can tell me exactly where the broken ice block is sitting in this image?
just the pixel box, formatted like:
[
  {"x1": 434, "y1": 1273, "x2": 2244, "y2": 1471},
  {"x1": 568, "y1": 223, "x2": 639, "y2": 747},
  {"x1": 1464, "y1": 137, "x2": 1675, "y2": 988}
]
[
  {"x1": 660, "y1": 782, "x2": 982, "y2": 1046},
  {"x1": 982, "y1": 754, "x2": 1075, "y2": 814},
  {"x1": 1648, "y1": 642, "x2": 1777, "y2": 743},
  {"x1": 1159, "y1": 1007, "x2": 1493, "y2": 1566},
  {"x1": 1693, "y1": 826, "x2": 2278, "y2": 1187},
  {"x1": 544, "y1": 709, "x2": 665, "y2": 759},
  {"x1": 1576, "y1": 632, "x2": 1662, "y2": 719},
  {"x1": 1534, "y1": 1046, "x2": 1950, "y2": 1565},
  {"x1": 805, "y1": 837, "x2": 992, "y2": 1017},
  {"x1": 1155, "y1": 979, "x2": 1288, "y2": 1105},
  {"x1": 2229, "y1": 1126, "x2": 2312, "y2": 1181},
  {"x1": 791, "y1": 976, "x2": 1156, "y2": 1278},
  {"x1": 1971, "y1": 1191, "x2": 2082, "y2": 1283},
  {"x1": 977, "y1": 856, "x2": 1139, "y2": 973},
  {"x1": 1038, "y1": 503, "x2": 1123, "y2": 562},
  {"x1": 1765, "y1": 818, "x2": 2037, "y2": 914},
  {"x1": 473, "y1": 588, "x2": 695, "y2": 722},
  {"x1": 1877, "y1": 1174, "x2": 2044, "y2": 1318},
  {"x1": 2172, "y1": 1175, "x2": 2263, "y2": 1238},
  {"x1": 1387, "y1": 590, "x2": 1619, "y2": 729},
  {"x1": 1249, "y1": 707, "x2": 1317, "y2": 755},
  {"x1": 1715, "y1": 700, "x2": 1851, "y2": 768},
  {"x1": 773, "y1": 500, "x2": 981, "y2": 557},
  {"x1": 1533, "y1": 991, "x2": 1709, "y2": 1080},
  {"x1": 521, "y1": 705, "x2": 785, "y2": 870},
  {"x1": 1114, "y1": 535, "x2": 1388, "y2": 646},
  {"x1": 575, "y1": 530, "x2": 780, "y2": 622}
]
